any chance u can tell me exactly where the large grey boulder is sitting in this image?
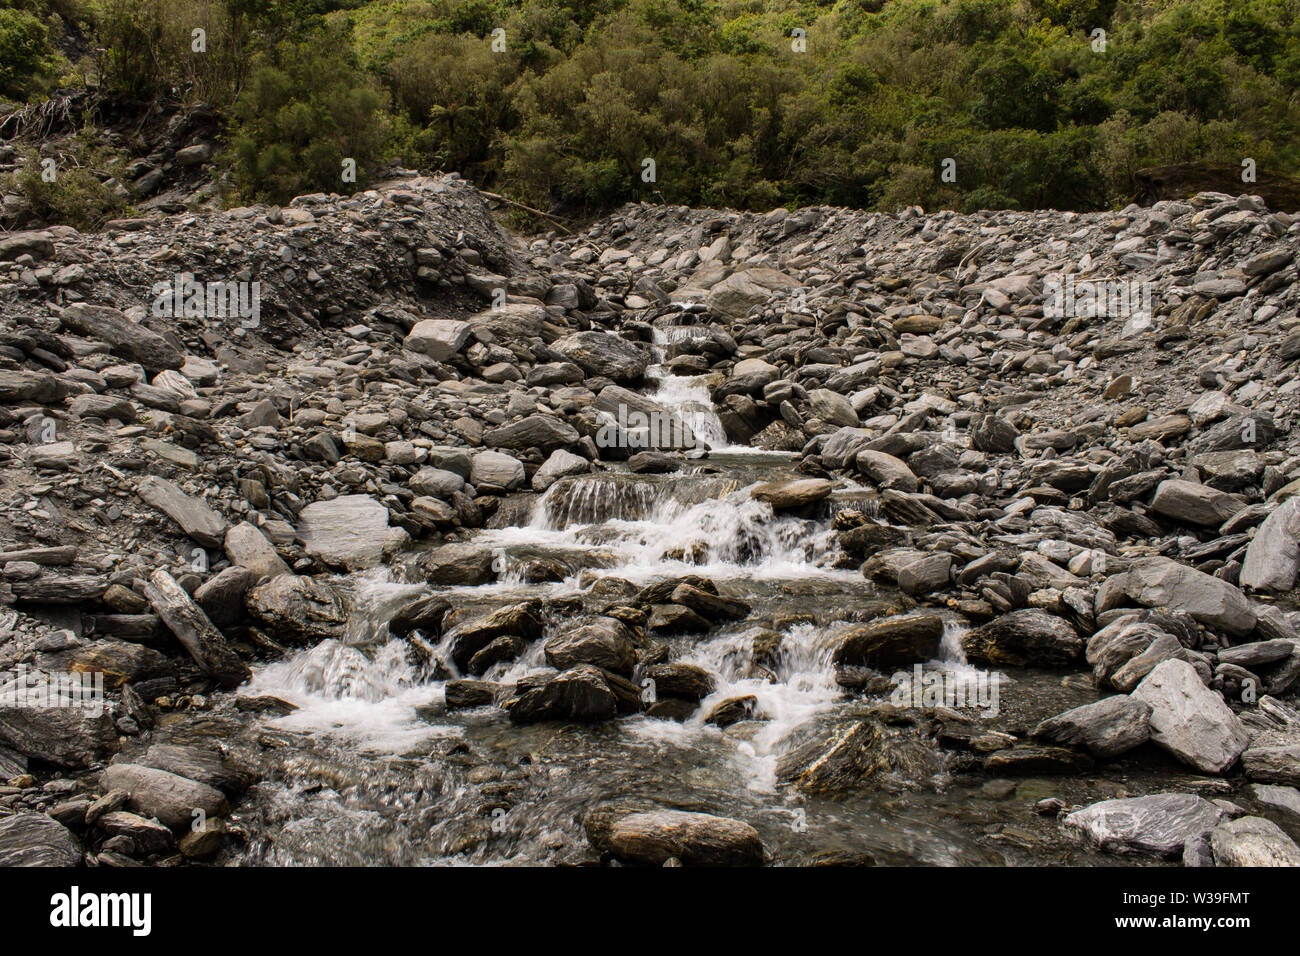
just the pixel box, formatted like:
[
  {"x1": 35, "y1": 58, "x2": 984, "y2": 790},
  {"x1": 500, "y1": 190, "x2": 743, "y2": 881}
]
[
  {"x1": 1033, "y1": 695, "x2": 1152, "y2": 757},
  {"x1": 403, "y1": 318, "x2": 470, "y2": 361},
  {"x1": 1064, "y1": 792, "x2": 1227, "y2": 857},
  {"x1": 1098, "y1": 557, "x2": 1255, "y2": 636},
  {"x1": 552, "y1": 331, "x2": 650, "y2": 383},
  {"x1": 1132, "y1": 659, "x2": 1249, "y2": 773},
  {"x1": 1240, "y1": 498, "x2": 1300, "y2": 592},
  {"x1": 1149, "y1": 479, "x2": 1245, "y2": 525},
  {"x1": 470, "y1": 450, "x2": 525, "y2": 491},
  {"x1": 100, "y1": 763, "x2": 228, "y2": 832},
  {"x1": 296, "y1": 494, "x2": 408, "y2": 570}
]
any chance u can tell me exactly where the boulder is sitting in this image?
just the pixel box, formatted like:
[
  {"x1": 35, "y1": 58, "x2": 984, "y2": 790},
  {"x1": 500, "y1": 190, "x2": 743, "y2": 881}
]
[
  {"x1": 1032, "y1": 695, "x2": 1152, "y2": 757},
  {"x1": 1132, "y1": 659, "x2": 1249, "y2": 773},
  {"x1": 964, "y1": 610, "x2": 1083, "y2": 667},
  {"x1": 244, "y1": 574, "x2": 348, "y2": 644},
  {"x1": 296, "y1": 494, "x2": 407, "y2": 570},
  {"x1": 600, "y1": 809, "x2": 764, "y2": 866},
  {"x1": 1064, "y1": 793, "x2": 1227, "y2": 858}
]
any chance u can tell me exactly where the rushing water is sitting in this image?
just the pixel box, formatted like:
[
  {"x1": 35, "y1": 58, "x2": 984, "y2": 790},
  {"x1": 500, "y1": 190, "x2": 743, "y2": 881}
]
[{"x1": 216, "y1": 339, "x2": 1178, "y2": 867}]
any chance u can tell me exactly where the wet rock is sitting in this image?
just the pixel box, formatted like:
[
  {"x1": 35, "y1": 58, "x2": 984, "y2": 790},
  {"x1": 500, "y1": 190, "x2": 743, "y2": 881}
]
[
  {"x1": 597, "y1": 809, "x2": 764, "y2": 866},
  {"x1": 831, "y1": 613, "x2": 943, "y2": 667},
  {"x1": 419, "y1": 544, "x2": 496, "y2": 585},
  {"x1": 1209, "y1": 815, "x2": 1300, "y2": 866},
  {"x1": 705, "y1": 695, "x2": 757, "y2": 727},
  {"x1": 447, "y1": 602, "x2": 543, "y2": 671},
  {"x1": 964, "y1": 610, "x2": 1083, "y2": 668},
  {"x1": 1064, "y1": 793, "x2": 1228, "y2": 858},
  {"x1": 388, "y1": 594, "x2": 451, "y2": 638},
  {"x1": 244, "y1": 574, "x2": 347, "y2": 644},
  {"x1": 0, "y1": 813, "x2": 82, "y2": 866},
  {"x1": 101, "y1": 763, "x2": 229, "y2": 832},
  {"x1": 1033, "y1": 696, "x2": 1153, "y2": 757},
  {"x1": 544, "y1": 618, "x2": 637, "y2": 676},
  {"x1": 444, "y1": 679, "x2": 498, "y2": 709},
  {"x1": 1132, "y1": 659, "x2": 1249, "y2": 773},
  {"x1": 647, "y1": 603, "x2": 712, "y2": 635},
  {"x1": 983, "y1": 746, "x2": 1093, "y2": 775},
  {"x1": 750, "y1": 478, "x2": 832, "y2": 510},
  {"x1": 643, "y1": 662, "x2": 715, "y2": 701},
  {"x1": 669, "y1": 583, "x2": 750, "y2": 622},
  {"x1": 504, "y1": 664, "x2": 640, "y2": 723}
]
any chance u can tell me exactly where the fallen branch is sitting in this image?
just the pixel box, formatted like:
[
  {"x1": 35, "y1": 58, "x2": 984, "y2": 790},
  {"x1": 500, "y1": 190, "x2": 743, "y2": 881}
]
[{"x1": 479, "y1": 190, "x2": 572, "y2": 234}]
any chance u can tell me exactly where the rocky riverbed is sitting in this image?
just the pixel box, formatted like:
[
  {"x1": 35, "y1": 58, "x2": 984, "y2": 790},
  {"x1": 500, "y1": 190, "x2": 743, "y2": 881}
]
[{"x1": 1, "y1": 172, "x2": 1299, "y2": 867}]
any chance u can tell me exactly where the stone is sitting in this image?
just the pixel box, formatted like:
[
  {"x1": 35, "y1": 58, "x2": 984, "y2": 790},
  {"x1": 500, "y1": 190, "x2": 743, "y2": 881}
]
[
  {"x1": 1150, "y1": 479, "x2": 1245, "y2": 525},
  {"x1": 100, "y1": 763, "x2": 229, "y2": 831},
  {"x1": 552, "y1": 331, "x2": 649, "y2": 383},
  {"x1": 470, "y1": 450, "x2": 525, "y2": 491},
  {"x1": 1210, "y1": 815, "x2": 1300, "y2": 866},
  {"x1": 1064, "y1": 793, "x2": 1228, "y2": 858},
  {"x1": 60, "y1": 303, "x2": 184, "y2": 373},
  {"x1": 1240, "y1": 498, "x2": 1300, "y2": 592},
  {"x1": 0, "y1": 813, "x2": 82, "y2": 866},
  {"x1": 544, "y1": 619, "x2": 637, "y2": 676},
  {"x1": 750, "y1": 478, "x2": 832, "y2": 510},
  {"x1": 137, "y1": 476, "x2": 228, "y2": 548},
  {"x1": 964, "y1": 609, "x2": 1084, "y2": 667},
  {"x1": 419, "y1": 543, "x2": 496, "y2": 586},
  {"x1": 1132, "y1": 659, "x2": 1249, "y2": 773},
  {"x1": 832, "y1": 613, "x2": 943, "y2": 667},
  {"x1": 403, "y1": 319, "x2": 470, "y2": 361},
  {"x1": 296, "y1": 494, "x2": 407, "y2": 570},
  {"x1": 600, "y1": 810, "x2": 764, "y2": 866},
  {"x1": 143, "y1": 569, "x2": 250, "y2": 687},
  {"x1": 1033, "y1": 695, "x2": 1152, "y2": 757},
  {"x1": 1100, "y1": 557, "x2": 1255, "y2": 636},
  {"x1": 245, "y1": 574, "x2": 347, "y2": 644}
]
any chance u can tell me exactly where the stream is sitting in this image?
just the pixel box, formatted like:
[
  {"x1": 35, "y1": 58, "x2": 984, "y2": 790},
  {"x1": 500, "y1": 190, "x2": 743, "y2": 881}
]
[{"x1": 196, "y1": 323, "x2": 1187, "y2": 866}]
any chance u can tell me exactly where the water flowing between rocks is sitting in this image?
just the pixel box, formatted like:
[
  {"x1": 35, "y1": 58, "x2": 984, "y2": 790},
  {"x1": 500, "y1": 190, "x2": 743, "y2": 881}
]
[{"x1": 211, "y1": 332, "x2": 1166, "y2": 867}]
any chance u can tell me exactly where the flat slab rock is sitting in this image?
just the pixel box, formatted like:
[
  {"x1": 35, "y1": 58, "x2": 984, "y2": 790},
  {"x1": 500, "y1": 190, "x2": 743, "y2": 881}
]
[
  {"x1": 1064, "y1": 792, "x2": 1228, "y2": 858},
  {"x1": 0, "y1": 813, "x2": 83, "y2": 866},
  {"x1": 295, "y1": 494, "x2": 408, "y2": 570}
]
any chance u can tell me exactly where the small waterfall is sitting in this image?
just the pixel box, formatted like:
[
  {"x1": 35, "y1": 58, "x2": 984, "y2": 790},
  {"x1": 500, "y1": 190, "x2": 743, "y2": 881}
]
[
  {"x1": 647, "y1": 325, "x2": 734, "y2": 451},
  {"x1": 244, "y1": 572, "x2": 453, "y2": 752}
]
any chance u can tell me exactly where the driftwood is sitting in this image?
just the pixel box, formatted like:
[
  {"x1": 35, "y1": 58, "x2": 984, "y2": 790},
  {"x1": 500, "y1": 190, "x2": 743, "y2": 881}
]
[{"x1": 479, "y1": 190, "x2": 573, "y2": 233}]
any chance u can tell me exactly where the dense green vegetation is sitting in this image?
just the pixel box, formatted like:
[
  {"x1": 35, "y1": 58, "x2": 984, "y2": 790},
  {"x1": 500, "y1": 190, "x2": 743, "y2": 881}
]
[{"x1": 5, "y1": 0, "x2": 1300, "y2": 216}]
